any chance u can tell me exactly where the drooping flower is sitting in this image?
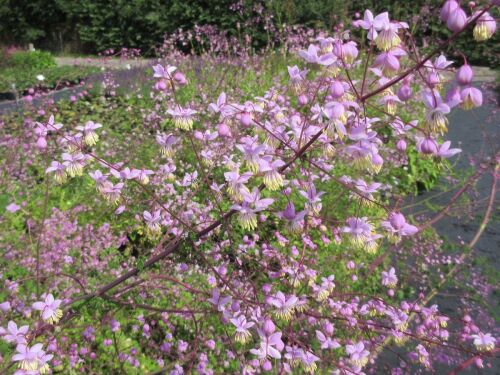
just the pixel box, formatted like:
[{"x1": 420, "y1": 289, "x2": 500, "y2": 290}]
[
  {"x1": 32, "y1": 294, "x2": 63, "y2": 324},
  {"x1": 208, "y1": 92, "x2": 227, "y2": 113},
  {"x1": 166, "y1": 105, "x2": 197, "y2": 131},
  {"x1": 12, "y1": 343, "x2": 53, "y2": 373},
  {"x1": 421, "y1": 90, "x2": 455, "y2": 134},
  {"x1": 156, "y1": 133, "x2": 178, "y2": 157},
  {"x1": 473, "y1": 12, "x2": 496, "y2": 42},
  {"x1": 417, "y1": 136, "x2": 439, "y2": 155},
  {"x1": 135, "y1": 169, "x2": 154, "y2": 185},
  {"x1": 287, "y1": 66, "x2": 308, "y2": 94},
  {"x1": 46, "y1": 161, "x2": 67, "y2": 184},
  {"x1": 415, "y1": 344, "x2": 430, "y2": 367},
  {"x1": 342, "y1": 217, "x2": 374, "y2": 249},
  {"x1": 379, "y1": 93, "x2": 403, "y2": 115},
  {"x1": 299, "y1": 184, "x2": 325, "y2": 215},
  {"x1": 460, "y1": 87, "x2": 483, "y2": 110},
  {"x1": 333, "y1": 40, "x2": 359, "y2": 65},
  {"x1": 62, "y1": 153, "x2": 86, "y2": 177},
  {"x1": 231, "y1": 189, "x2": 273, "y2": 231},
  {"x1": 299, "y1": 351, "x2": 320, "y2": 373},
  {"x1": 75, "y1": 120, "x2": 102, "y2": 146},
  {"x1": 143, "y1": 210, "x2": 162, "y2": 237},
  {"x1": 381, "y1": 267, "x2": 398, "y2": 288},
  {"x1": 375, "y1": 18, "x2": 408, "y2": 51},
  {"x1": 373, "y1": 48, "x2": 406, "y2": 75},
  {"x1": 351, "y1": 178, "x2": 381, "y2": 206},
  {"x1": 269, "y1": 291, "x2": 299, "y2": 321},
  {"x1": 236, "y1": 136, "x2": 267, "y2": 173},
  {"x1": 346, "y1": 341, "x2": 370, "y2": 366},
  {"x1": 89, "y1": 170, "x2": 108, "y2": 192},
  {"x1": 101, "y1": 182, "x2": 124, "y2": 204},
  {"x1": 230, "y1": 315, "x2": 255, "y2": 344},
  {"x1": 207, "y1": 289, "x2": 231, "y2": 312},
  {"x1": 277, "y1": 201, "x2": 307, "y2": 233},
  {"x1": 34, "y1": 115, "x2": 62, "y2": 149},
  {"x1": 251, "y1": 325, "x2": 284, "y2": 360},
  {"x1": 259, "y1": 157, "x2": 285, "y2": 191},
  {"x1": 471, "y1": 332, "x2": 496, "y2": 351},
  {"x1": 224, "y1": 169, "x2": 252, "y2": 201}
]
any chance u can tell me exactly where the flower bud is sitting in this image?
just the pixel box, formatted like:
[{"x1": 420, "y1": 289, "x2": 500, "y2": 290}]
[
  {"x1": 396, "y1": 139, "x2": 407, "y2": 151},
  {"x1": 37, "y1": 137, "x2": 47, "y2": 149},
  {"x1": 298, "y1": 94, "x2": 309, "y2": 106},
  {"x1": 440, "y1": 0, "x2": 459, "y2": 22},
  {"x1": 262, "y1": 360, "x2": 272, "y2": 371},
  {"x1": 329, "y1": 81, "x2": 345, "y2": 98},
  {"x1": 456, "y1": 64, "x2": 474, "y2": 85},
  {"x1": 447, "y1": 7, "x2": 468, "y2": 32},
  {"x1": 475, "y1": 358, "x2": 484, "y2": 368},
  {"x1": 397, "y1": 83, "x2": 412, "y2": 101},
  {"x1": 240, "y1": 113, "x2": 252, "y2": 127},
  {"x1": 420, "y1": 138, "x2": 438, "y2": 155},
  {"x1": 173, "y1": 71, "x2": 188, "y2": 86},
  {"x1": 262, "y1": 319, "x2": 276, "y2": 335},
  {"x1": 217, "y1": 123, "x2": 231, "y2": 137}
]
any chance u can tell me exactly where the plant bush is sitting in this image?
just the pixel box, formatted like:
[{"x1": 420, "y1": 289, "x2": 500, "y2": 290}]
[
  {"x1": 0, "y1": 2, "x2": 498, "y2": 375},
  {"x1": 8, "y1": 50, "x2": 57, "y2": 70}
]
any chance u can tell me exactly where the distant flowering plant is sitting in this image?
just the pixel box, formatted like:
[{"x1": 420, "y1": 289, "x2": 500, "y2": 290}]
[{"x1": 0, "y1": 2, "x2": 498, "y2": 374}]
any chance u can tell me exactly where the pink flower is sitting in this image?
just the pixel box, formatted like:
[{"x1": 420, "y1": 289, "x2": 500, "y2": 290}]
[
  {"x1": 12, "y1": 343, "x2": 52, "y2": 373},
  {"x1": 32, "y1": 294, "x2": 63, "y2": 324},
  {"x1": 251, "y1": 326, "x2": 284, "y2": 360},
  {"x1": 460, "y1": 87, "x2": 483, "y2": 110},
  {"x1": 473, "y1": 11, "x2": 496, "y2": 41},
  {"x1": 152, "y1": 64, "x2": 177, "y2": 79},
  {"x1": 298, "y1": 44, "x2": 337, "y2": 66},
  {"x1": 381, "y1": 212, "x2": 418, "y2": 239},
  {"x1": 471, "y1": 332, "x2": 496, "y2": 351},
  {"x1": 381, "y1": 267, "x2": 398, "y2": 288},
  {"x1": 75, "y1": 120, "x2": 102, "y2": 146},
  {"x1": 230, "y1": 315, "x2": 255, "y2": 343},
  {"x1": 0, "y1": 321, "x2": 29, "y2": 344},
  {"x1": 353, "y1": 10, "x2": 390, "y2": 40},
  {"x1": 6, "y1": 203, "x2": 21, "y2": 213},
  {"x1": 346, "y1": 341, "x2": 370, "y2": 366},
  {"x1": 268, "y1": 291, "x2": 298, "y2": 321},
  {"x1": 437, "y1": 141, "x2": 461, "y2": 159}
]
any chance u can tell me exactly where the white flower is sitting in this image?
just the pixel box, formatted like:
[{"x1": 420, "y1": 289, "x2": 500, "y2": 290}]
[{"x1": 36, "y1": 75, "x2": 45, "y2": 81}]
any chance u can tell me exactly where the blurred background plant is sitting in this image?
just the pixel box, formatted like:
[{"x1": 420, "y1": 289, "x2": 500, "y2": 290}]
[{"x1": 1, "y1": 0, "x2": 498, "y2": 66}]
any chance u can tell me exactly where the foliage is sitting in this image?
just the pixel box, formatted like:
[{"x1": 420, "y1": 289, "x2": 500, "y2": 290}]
[{"x1": 1, "y1": 0, "x2": 498, "y2": 67}]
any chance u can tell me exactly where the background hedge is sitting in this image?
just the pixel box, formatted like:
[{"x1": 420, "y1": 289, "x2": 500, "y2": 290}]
[{"x1": 0, "y1": 0, "x2": 498, "y2": 66}]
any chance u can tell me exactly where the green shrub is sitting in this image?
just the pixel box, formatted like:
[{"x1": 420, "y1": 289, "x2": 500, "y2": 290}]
[{"x1": 9, "y1": 50, "x2": 57, "y2": 70}]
